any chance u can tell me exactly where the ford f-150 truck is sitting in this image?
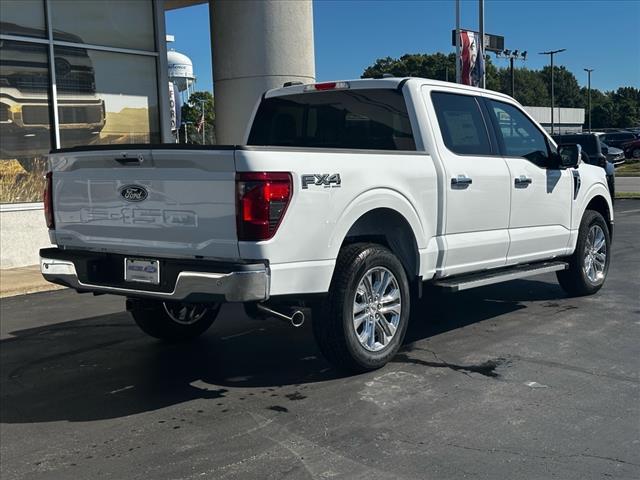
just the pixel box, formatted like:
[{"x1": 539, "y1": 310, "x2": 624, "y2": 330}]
[{"x1": 40, "y1": 78, "x2": 613, "y2": 372}]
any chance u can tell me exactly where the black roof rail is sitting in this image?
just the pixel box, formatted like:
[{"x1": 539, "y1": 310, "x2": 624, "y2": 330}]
[{"x1": 283, "y1": 81, "x2": 303, "y2": 87}]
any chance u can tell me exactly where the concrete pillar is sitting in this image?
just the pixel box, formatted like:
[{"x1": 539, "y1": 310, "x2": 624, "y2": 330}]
[{"x1": 210, "y1": 0, "x2": 315, "y2": 144}]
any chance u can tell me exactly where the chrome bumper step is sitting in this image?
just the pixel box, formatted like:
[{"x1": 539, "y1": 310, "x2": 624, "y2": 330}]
[{"x1": 40, "y1": 256, "x2": 269, "y2": 303}]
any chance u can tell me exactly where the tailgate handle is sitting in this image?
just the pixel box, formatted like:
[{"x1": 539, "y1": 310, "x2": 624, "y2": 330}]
[{"x1": 114, "y1": 154, "x2": 144, "y2": 165}]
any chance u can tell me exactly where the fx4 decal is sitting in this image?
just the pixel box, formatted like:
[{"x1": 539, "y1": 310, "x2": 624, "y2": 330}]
[{"x1": 301, "y1": 174, "x2": 342, "y2": 189}]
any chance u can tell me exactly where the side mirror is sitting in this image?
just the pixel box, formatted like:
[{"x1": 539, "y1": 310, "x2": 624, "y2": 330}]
[
  {"x1": 601, "y1": 146, "x2": 609, "y2": 155},
  {"x1": 557, "y1": 143, "x2": 581, "y2": 169}
]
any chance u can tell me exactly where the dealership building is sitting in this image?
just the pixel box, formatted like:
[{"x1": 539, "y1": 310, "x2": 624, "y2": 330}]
[
  {"x1": 0, "y1": 0, "x2": 583, "y2": 270},
  {"x1": 0, "y1": 0, "x2": 315, "y2": 269}
]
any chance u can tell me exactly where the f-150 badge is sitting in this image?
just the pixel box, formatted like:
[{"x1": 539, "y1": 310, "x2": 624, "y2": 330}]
[{"x1": 301, "y1": 174, "x2": 341, "y2": 189}]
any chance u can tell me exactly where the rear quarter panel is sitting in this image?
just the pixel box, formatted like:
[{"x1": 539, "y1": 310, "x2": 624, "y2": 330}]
[{"x1": 235, "y1": 148, "x2": 438, "y2": 295}]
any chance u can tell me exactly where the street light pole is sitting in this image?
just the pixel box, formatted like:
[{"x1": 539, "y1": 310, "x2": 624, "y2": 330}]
[
  {"x1": 200, "y1": 99, "x2": 206, "y2": 144},
  {"x1": 510, "y1": 56, "x2": 515, "y2": 97},
  {"x1": 455, "y1": 0, "x2": 461, "y2": 83},
  {"x1": 479, "y1": 0, "x2": 485, "y2": 88},
  {"x1": 539, "y1": 48, "x2": 566, "y2": 135},
  {"x1": 584, "y1": 68, "x2": 594, "y2": 133}
]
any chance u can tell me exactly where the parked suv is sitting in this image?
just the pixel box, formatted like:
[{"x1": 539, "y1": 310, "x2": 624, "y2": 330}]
[
  {"x1": 41, "y1": 78, "x2": 613, "y2": 372},
  {"x1": 600, "y1": 131, "x2": 637, "y2": 149},
  {"x1": 553, "y1": 134, "x2": 615, "y2": 198},
  {"x1": 622, "y1": 138, "x2": 640, "y2": 160}
]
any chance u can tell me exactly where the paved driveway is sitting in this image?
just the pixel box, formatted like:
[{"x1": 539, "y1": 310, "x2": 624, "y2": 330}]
[
  {"x1": 617, "y1": 176, "x2": 640, "y2": 193},
  {"x1": 1, "y1": 201, "x2": 639, "y2": 480}
]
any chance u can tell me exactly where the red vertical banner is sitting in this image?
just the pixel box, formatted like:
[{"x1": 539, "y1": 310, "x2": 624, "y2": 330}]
[{"x1": 459, "y1": 31, "x2": 480, "y2": 86}]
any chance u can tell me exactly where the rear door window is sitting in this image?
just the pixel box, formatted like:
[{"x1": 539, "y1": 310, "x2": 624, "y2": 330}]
[
  {"x1": 248, "y1": 89, "x2": 416, "y2": 150},
  {"x1": 430, "y1": 92, "x2": 492, "y2": 155}
]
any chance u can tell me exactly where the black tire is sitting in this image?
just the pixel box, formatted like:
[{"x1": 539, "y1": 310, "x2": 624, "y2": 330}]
[
  {"x1": 556, "y1": 210, "x2": 611, "y2": 297},
  {"x1": 312, "y1": 243, "x2": 411, "y2": 373},
  {"x1": 127, "y1": 298, "x2": 220, "y2": 341}
]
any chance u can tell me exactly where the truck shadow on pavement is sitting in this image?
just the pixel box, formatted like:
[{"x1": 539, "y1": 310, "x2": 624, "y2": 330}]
[{"x1": 0, "y1": 279, "x2": 567, "y2": 424}]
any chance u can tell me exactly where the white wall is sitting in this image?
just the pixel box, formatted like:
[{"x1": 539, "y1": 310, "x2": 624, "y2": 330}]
[
  {"x1": 0, "y1": 205, "x2": 52, "y2": 269},
  {"x1": 524, "y1": 106, "x2": 585, "y2": 125}
]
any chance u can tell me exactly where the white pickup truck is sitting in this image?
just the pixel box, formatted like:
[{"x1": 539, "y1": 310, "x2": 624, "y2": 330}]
[{"x1": 41, "y1": 78, "x2": 613, "y2": 372}]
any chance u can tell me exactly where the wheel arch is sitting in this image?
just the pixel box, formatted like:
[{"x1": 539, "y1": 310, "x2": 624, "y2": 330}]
[
  {"x1": 582, "y1": 189, "x2": 614, "y2": 239},
  {"x1": 338, "y1": 207, "x2": 421, "y2": 279}
]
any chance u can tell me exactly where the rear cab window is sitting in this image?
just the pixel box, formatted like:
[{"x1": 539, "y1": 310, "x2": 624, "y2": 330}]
[
  {"x1": 248, "y1": 88, "x2": 416, "y2": 151},
  {"x1": 430, "y1": 91, "x2": 493, "y2": 155}
]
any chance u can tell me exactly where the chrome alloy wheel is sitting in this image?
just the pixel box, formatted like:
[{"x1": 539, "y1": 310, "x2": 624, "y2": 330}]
[
  {"x1": 163, "y1": 302, "x2": 211, "y2": 325},
  {"x1": 583, "y1": 225, "x2": 607, "y2": 284},
  {"x1": 352, "y1": 267, "x2": 402, "y2": 352}
]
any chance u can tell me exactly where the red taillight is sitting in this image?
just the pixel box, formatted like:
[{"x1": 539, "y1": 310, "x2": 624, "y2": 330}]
[
  {"x1": 43, "y1": 171, "x2": 54, "y2": 229},
  {"x1": 236, "y1": 172, "x2": 292, "y2": 241}
]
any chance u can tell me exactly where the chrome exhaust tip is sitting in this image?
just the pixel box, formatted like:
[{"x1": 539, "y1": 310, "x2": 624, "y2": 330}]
[
  {"x1": 290, "y1": 310, "x2": 305, "y2": 328},
  {"x1": 256, "y1": 304, "x2": 305, "y2": 328}
]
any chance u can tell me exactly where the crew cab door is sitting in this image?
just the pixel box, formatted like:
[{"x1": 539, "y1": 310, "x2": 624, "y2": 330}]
[
  {"x1": 483, "y1": 99, "x2": 573, "y2": 264},
  {"x1": 427, "y1": 90, "x2": 511, "y2": 276}
]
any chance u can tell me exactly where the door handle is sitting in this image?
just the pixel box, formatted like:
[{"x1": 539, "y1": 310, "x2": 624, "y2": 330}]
[
  {"x1": 514, "y1": 175, "x2": 532, "y2": 188},
  {"x1": 451, "y1": 175, "x2": 473, "y2": 189}
]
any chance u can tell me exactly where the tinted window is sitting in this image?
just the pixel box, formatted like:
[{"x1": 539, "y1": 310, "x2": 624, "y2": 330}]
[
  {"x1": 605, "y1": 132, "x2": 634, "y2": 141},
  {"x1": 248, "y1": 89, "x2": 415, "y2": 150},
  {"x1": 431, "y1": 92, "x2": 492, "y2": 155},
  {"x1": 0, "y1": 41, "x2": 51, "y2": 203},
  {"x1": 51, "y1": 0, "x2": 155, "y2": 51},
  {"x1": 54, "y1": 47, "x2": 160, "y2": 148},
  {"x1": 489, "y1": 100, "x2": 549, "y2": 166},
  {"x1": 0, "y1": 0, "x2": 46, "y2": 38}
]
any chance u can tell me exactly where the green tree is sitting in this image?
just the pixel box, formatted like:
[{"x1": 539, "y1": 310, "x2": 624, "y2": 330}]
[
  {"x1": 539, "y1": 66, "x2": 582, "y2": 108},
  {"x1": 360, "y1": 53, "x2": 640, "y2": 129},
  {"x1": 610, "y1": 87, "x2": 640, "y2": 127},
  {"x1": 362, "y1": 52, "x2": 501, "y2": 89},
  {"x1": 362, "y1": 53, "x2": 456, "y2": 81},
  {"x1": 496, "y1": 67, "x2": 549, "y2": 106},
  {"x1": 181, "y1": 91, "x2": 215, "y2": 144}
]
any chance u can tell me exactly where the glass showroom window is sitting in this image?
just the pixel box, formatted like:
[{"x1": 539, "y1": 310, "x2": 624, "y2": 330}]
[
  {"x1": 0, "y1": 41, "x2": 52, "y2": 203},
  {"x1": 50, "y1": 0, "x2": 155, "y2": 52},
  {"x1": 0, "y1": 0, "x2": 47, "y2": 38},
  {"x1": 0, "y1": 0, "x2": 162, "y2": 204},
  {"x1": 53, "y1": 47, "x2": 160, "y2": 149}
]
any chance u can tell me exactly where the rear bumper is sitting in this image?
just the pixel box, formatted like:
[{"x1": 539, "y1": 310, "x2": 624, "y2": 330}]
[{"x1": 40, "y1": 248, "x2": 269, "y2": 303}]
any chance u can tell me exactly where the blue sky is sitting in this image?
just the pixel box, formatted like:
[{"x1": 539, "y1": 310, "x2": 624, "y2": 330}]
[{"x1": 166, "y1": 0, "x2": 640, "y2": 95}]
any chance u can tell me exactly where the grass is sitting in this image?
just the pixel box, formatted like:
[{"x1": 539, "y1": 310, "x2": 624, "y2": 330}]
[
  {"x1": 0, "y1": 160, "x2": 45, "y2": 204},
  {"x1": 616, "y1": 161, "x2": 640, "y2": 177},
  {"x1": 615, "y1": 191, "x2": 640, "y2": 199}
]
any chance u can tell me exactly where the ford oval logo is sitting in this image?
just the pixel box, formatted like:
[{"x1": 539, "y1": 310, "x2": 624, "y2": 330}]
[{"x1": 120, "y1": 185, "x2": 148, "y2": 202}]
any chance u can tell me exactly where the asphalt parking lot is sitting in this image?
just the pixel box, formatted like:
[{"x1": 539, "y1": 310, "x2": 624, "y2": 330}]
[{"x1": 1, "y1": 200, "x2": 639, "y2": 480}]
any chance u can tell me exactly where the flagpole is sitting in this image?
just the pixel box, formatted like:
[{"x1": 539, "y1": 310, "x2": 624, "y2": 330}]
[
  {"x1": 200, "y1": 99, "x2": 205, "y2": 144},
  {"x1": 455, "y1": 0, "x2": 461, "y2": 84},
  {"x1": 479, "y1": 0, "x2": 485, "y2": 88}
]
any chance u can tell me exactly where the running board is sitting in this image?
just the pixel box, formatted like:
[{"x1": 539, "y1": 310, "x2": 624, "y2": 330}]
[{"x1": 432, "y1": 261, "x2": 569, "y2": 292}]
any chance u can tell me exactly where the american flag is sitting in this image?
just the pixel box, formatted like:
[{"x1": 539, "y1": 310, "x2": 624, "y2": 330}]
[
  {"x1": 196, "y1": 110, "x2": 205, "y2": 133},
  {"x1": 459, "y1": 30, "x2": 483, "y2": 87}
]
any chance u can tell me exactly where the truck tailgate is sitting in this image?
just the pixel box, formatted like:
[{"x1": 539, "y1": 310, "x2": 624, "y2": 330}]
[{"x1": 50, "y1": 147, "x2": 239, "y2": 259}]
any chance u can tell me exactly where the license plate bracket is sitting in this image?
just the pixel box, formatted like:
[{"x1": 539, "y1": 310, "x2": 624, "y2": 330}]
[{"x1": 124, "y1": 258, "x2": 160, "y2": 285}]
